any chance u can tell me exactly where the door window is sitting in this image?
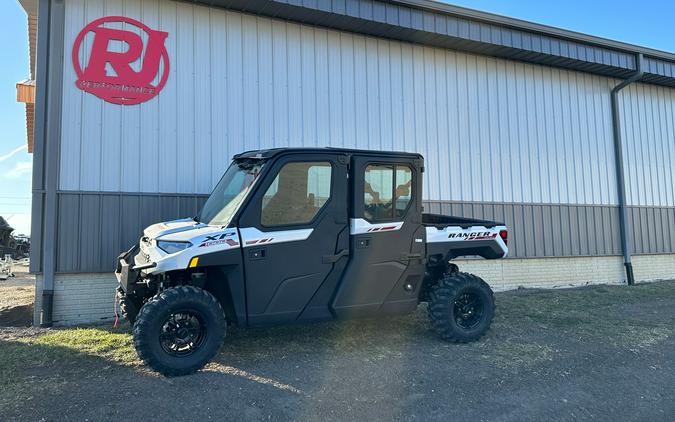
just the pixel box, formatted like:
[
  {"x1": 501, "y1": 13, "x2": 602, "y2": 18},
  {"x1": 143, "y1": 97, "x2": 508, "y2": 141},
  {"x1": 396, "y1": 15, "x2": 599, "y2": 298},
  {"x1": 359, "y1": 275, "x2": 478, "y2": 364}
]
[
  {"x1": 364, "y1": 164, "x2": 413, "y2": 221},
  {"x1": 261, "y1": 162, "x2": 332, "y2": 227}
]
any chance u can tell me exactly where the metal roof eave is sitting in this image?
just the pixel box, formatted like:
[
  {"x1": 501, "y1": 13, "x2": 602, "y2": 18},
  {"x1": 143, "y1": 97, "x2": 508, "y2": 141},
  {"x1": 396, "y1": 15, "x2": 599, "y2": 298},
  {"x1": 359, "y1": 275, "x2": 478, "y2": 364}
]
[
  {"x1": 393, "y1": 0, "x2": 675, "y2": 63},
  {"x1": 200, "y1": 0, "x2": 675, "y2": 87}
]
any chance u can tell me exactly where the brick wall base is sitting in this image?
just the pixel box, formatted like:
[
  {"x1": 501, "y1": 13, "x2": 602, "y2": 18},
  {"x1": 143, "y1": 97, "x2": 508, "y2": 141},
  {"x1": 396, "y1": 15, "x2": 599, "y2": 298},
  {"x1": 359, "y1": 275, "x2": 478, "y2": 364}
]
[
  {"x1": 34, "y1": 273, "x2": 118, "y2": 326},
  {"x1": 34, "y1": 254, "x2": 675, "y2": 326},
  {"x1": 454, "y1": 254, "x2": 675, "y2": 291}
]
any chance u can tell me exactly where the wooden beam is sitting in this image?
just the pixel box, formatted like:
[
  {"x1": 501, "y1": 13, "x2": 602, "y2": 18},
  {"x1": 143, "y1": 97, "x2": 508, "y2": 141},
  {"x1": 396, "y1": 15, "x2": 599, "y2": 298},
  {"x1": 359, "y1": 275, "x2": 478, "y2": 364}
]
[
  {"x1": 16, "y1": 80, "x2": 36, "y2": 153},
  {"x1": 16, "y1": 80, "x2": 36, "y2": 104}
]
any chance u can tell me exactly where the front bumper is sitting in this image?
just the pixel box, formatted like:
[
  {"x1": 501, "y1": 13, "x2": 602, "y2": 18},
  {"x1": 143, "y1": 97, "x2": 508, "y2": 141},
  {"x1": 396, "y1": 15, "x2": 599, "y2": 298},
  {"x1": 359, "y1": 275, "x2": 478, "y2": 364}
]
[{"x1": 115, "y1": 244, "x2": 156, "y2": 293}]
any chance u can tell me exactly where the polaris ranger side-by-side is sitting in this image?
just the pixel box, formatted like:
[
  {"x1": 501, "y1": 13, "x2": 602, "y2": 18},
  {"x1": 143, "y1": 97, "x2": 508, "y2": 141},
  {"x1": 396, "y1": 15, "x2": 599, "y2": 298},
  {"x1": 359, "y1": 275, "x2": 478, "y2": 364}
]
[{"x1": 116, "y1": 148, "x2": 509, "y2": 376}]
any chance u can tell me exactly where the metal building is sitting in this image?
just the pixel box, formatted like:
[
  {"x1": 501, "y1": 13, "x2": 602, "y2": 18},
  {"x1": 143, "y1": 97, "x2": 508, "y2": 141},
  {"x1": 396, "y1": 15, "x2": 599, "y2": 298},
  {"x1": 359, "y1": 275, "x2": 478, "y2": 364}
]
[{"x1": 17, "y1": 0, "x2": 675, "y2": 326}]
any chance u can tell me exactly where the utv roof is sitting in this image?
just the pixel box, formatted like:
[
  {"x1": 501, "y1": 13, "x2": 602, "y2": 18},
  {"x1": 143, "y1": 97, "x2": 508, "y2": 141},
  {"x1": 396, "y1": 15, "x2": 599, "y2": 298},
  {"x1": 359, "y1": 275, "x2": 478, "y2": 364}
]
[{"x1": 233, "y1": 147, "x2": 423, "y2": 160}]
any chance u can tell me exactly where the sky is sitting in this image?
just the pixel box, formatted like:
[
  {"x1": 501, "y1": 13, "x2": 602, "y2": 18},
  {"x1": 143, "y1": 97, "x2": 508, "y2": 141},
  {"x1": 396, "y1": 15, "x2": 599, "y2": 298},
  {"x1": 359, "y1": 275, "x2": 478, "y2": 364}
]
[
  {"x1": 2, "y1": 0, "x2": 675, "y2": 236},
  {"x1": 1, "y1": 2, "x2": 33, "y2": 236}
]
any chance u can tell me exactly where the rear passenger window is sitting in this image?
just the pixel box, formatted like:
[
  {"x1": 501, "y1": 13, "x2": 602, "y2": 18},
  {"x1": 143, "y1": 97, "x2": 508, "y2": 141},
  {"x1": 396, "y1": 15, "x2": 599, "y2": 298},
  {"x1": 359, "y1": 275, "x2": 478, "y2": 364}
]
[
  {"x1": 261, "y1": 162, "x2": 332, "y2": 227},
  {"x1": 364, "y1": 164, "x2": 413, "y2": 221}
]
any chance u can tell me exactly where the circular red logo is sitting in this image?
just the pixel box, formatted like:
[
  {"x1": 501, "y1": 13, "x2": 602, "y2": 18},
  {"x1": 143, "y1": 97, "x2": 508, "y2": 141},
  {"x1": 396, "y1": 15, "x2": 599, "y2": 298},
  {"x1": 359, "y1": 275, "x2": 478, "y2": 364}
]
[{"x1": 72, "y1": 16, "x2": 170, "y2": 105}]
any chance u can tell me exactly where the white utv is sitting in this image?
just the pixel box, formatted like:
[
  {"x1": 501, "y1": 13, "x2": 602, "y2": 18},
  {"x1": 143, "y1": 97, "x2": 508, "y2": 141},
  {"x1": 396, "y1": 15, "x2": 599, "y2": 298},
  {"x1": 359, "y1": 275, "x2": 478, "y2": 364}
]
[{"x1": 116, "y1": 148, "x2": 508, "y2": 376}]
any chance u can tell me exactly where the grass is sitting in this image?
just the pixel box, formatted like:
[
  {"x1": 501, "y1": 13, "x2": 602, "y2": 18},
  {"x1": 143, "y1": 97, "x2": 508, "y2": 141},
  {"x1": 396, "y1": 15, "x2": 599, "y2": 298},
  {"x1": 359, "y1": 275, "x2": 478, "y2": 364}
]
[
  {"x1": 0, "y1": 280, "x2": 674, "y2": 414},
  {"x1": 494, "y1": 282, "x2": 675, "y2": 351},
  {"x1": 477, "y1": 340, "x2": 555, "y2": 369},
  {"x1": 0, "y1": 327, "x2": 139, "y2": 414},
  {"x1": 0, "y1": 327, "x2": 138, "y2": 373},
  {"x1": 30, "y1": 327, "x2": 138, "y2": 365}
]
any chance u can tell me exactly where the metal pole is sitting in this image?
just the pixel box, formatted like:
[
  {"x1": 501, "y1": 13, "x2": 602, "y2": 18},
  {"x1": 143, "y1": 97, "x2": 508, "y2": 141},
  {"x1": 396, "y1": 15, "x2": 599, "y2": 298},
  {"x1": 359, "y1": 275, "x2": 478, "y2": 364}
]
[{"x1": 610, "y1": 53, "x2": 643, "y2": 286}]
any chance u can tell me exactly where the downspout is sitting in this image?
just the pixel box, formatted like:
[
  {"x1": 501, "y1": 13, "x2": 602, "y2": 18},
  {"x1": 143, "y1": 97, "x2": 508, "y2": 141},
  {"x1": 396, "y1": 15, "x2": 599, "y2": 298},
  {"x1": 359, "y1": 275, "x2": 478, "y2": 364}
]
[
  {"x1": 37, "y1": 0, "x2": 65, "y2": 326},
  {"x1": 40, "y1": 0, "x2": 56, "y2": 327},
  {"x1": 610, "y1": 53, "x2": 643, "y2": 286},
  {"x1": 33, "y1": 0, "x2": 53, "y2": 327}
]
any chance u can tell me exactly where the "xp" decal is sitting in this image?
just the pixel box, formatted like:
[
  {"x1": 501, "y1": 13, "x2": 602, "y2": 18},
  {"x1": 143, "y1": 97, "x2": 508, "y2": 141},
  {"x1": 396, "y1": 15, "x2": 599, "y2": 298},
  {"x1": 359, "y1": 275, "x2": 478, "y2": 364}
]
[
  {"x1": 199, "y1": 232, "x2": 239, "y2": 248},
  {"x1": 72, "y1": 16, "x2": 170, "y2": 105}
]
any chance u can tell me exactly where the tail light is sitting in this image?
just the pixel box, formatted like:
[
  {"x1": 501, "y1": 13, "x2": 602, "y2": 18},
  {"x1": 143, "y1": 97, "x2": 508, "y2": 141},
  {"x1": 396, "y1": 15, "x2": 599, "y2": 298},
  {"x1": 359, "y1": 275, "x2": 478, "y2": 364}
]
[{"x1": 499, "y1": 230, "x2": 508, "y2": 245}]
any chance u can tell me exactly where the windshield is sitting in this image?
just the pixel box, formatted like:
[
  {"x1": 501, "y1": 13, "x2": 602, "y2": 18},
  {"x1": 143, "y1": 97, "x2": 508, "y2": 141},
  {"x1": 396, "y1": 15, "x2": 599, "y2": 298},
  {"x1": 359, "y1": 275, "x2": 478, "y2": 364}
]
[{"x1": 199, "y1": 160, "x2": 264, "y2": 225}]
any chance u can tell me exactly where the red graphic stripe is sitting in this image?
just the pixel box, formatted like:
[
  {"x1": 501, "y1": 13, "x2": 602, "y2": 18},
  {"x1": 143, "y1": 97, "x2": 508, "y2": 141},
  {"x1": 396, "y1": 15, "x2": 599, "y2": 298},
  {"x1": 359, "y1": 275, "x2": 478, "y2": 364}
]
[
  {"x1": 467, "y1": 235, "x2": 498, "y2": 240},
  {"x1": 247, "y1": 238, "x2": 275, "y2": 245},
  {"x1": 367, "y1": 225, "x2": 398, "y2": 232}
]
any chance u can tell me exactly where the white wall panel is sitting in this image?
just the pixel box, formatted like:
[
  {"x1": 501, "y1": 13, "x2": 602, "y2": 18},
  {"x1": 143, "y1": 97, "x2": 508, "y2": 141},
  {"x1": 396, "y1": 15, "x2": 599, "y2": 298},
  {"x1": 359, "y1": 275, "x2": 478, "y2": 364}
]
[
  {"x1": 157, "y1": 0, "x2": 178, "y2": 193},
  {"x1": 100, "y1": 0, "x2": 123, "y2": 193},
  {"x1": 138, "y1": 0, "x2": 161, "y2": 193},
  {"x1": 60, "y1": 0, "x2": 674, "y2": 207},
  {"x1": 619, "y1": 83, "x2": 675, "y2": 207},
  {"x1": 121, "y1": 0, "x2": 142, "y2": 193}
]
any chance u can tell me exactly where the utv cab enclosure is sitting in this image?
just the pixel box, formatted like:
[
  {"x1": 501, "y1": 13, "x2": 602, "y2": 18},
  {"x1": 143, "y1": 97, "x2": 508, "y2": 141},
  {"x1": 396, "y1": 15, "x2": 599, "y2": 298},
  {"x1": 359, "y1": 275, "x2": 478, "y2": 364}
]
[{"x1": 116, "y1": 148, "x2": 508, "y2": 376}]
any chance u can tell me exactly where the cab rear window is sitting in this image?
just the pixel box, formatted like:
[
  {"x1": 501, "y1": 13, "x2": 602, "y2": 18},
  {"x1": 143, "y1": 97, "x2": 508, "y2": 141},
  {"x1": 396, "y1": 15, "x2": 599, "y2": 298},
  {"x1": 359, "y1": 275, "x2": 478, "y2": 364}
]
[{"x1": 364, "y1": 164, "x2": 412, "y2": 221}]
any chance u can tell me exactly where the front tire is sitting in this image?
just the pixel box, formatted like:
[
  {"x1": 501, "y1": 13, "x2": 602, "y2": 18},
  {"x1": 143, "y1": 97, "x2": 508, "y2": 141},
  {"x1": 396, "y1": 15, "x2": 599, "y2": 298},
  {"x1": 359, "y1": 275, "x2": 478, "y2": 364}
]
[
  {"x1": 133, "y1": 286, "x2": 226, "y2": 376},
  {"x1": 428, "y1": 272, "x2": 495, "y2": 343}
]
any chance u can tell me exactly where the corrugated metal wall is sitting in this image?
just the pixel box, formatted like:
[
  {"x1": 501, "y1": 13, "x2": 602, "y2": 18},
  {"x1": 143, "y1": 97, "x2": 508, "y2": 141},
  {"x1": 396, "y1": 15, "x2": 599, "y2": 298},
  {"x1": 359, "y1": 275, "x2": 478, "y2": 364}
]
[
  {"x1": 619, "y1": 83, "x2": 675, "y2": 207},
  {"x1": 54, "y1": 0, "x2": 675, "y2": 272},
  {"x1": 60, "y1": 0, "x2": 640, "y2": 206},
  {"x1": 56, "y1": 192, "x2": 206, "y2": 272},
  {"x1": 56, "y1": 193, "x2": 675, "y2": 272}
]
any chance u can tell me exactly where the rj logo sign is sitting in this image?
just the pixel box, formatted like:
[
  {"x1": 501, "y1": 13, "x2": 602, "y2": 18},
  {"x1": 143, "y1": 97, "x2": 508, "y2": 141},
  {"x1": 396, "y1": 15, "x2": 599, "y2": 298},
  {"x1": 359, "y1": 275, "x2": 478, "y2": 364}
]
[{"x1": 72, "y1": 16, "x2": 170, "y2": 105}]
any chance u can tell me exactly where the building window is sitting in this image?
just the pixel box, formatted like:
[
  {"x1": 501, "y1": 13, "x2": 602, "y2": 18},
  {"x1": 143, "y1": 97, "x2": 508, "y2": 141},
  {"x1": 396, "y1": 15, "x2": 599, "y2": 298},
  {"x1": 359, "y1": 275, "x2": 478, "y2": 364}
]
[
  {"x1": 261, "y1": 162, "x2": 332, "y2": 227},
  {"x1": 364, "y1": 164, "x2": 413, "y2": 221}
]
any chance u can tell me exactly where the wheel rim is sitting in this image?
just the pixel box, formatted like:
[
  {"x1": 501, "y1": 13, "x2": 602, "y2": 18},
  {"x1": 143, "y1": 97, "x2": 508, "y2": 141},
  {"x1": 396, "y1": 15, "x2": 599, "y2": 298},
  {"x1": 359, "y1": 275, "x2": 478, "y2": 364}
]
[
  {"x1": 453, "y1": 291, "x2": 485, "y2": 330},
  {"x1": 159, "y1": 310, "x2": 208, "y2": 357}
]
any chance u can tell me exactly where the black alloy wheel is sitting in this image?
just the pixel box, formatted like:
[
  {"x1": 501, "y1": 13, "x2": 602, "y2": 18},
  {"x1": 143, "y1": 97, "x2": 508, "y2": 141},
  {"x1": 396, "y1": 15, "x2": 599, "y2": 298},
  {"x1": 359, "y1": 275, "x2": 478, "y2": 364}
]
[
  {"x1": 453, "y1": 292, "x2": 485, "y2": 329},
  {"x1": 159, "y1": 310, "x2": 208, "y2": 357}
]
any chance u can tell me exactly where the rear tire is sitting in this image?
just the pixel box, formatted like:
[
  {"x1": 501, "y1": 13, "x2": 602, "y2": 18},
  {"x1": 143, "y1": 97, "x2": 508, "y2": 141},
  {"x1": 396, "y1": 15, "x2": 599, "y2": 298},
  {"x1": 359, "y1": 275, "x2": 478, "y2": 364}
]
[
  {"x1": 428, "y1": 272, "x2": 495, "y2": 342},
  {"x1": 133, "y1": 286, "x2": 226, "y2": 376}
]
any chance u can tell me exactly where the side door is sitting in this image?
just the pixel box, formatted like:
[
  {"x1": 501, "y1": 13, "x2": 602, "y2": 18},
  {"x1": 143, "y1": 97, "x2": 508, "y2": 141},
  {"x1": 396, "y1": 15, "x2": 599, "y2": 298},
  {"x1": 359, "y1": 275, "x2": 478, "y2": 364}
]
[
  {"x1": 238, "y1": 153, "x2": 350, "y2": 326},
  {"x1": 331, "y1": 155, "x2": 426, "y2": 317}
]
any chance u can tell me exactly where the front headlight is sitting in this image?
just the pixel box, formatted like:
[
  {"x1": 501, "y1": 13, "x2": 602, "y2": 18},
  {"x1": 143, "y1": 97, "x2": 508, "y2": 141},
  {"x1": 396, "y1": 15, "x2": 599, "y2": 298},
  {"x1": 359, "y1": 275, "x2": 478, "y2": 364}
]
[{"x1": 157, "y1": 240, "x2": 193, "y2": 254}]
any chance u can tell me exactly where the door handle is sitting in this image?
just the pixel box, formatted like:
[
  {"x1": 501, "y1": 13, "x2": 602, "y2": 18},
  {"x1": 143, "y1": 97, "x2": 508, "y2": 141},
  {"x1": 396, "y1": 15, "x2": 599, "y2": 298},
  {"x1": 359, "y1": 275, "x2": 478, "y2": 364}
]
[
  {"x1": 249, "y1": 248, "x2": 266, "y2": 260},
  {"x1": 400, "y1": 252, "x2": 423, "y2": 261},
  {"x1": 322, "y1": 249, "x2": 349, "y2": 264}
]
